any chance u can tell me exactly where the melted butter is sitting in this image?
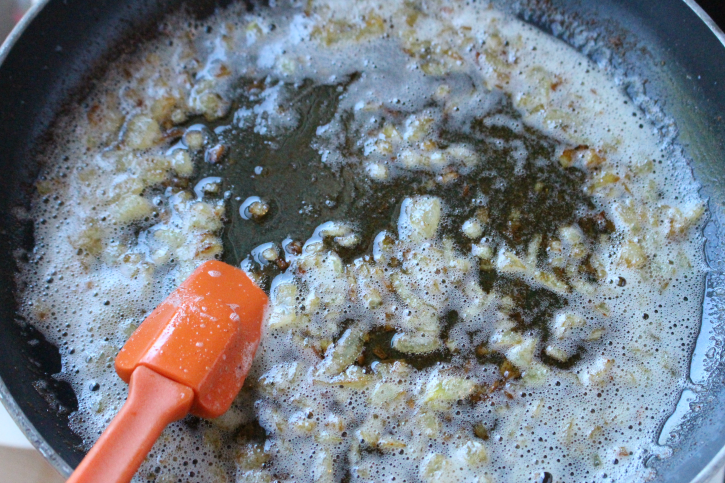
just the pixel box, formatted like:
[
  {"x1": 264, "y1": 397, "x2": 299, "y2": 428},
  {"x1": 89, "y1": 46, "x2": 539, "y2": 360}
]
[{"x1": 18, "y1": 1, "x2": 708, "y2": 482}]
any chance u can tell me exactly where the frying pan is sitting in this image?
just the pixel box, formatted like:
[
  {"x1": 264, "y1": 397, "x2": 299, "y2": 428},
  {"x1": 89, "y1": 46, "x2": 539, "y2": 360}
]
[{"x1": 0, "y1": 0, "x2": 724, "y2": 481}]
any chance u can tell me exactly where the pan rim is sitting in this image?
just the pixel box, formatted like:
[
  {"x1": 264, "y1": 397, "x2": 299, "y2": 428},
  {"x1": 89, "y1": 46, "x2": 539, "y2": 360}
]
[
  {"x1": 0, "y1": 0, "x2": 722, "y2": 481},
  {"x1": 0, "y1": 0, "x2": 48, "y2": 70},
  {"x1": 682, "y1": 0, "x2": 725, "y2": 48}
]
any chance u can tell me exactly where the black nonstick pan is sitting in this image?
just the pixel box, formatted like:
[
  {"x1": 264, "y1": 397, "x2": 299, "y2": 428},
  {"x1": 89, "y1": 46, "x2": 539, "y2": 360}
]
[{"x1": 0, "y1": 0, "x2": 724, "y2": 481}]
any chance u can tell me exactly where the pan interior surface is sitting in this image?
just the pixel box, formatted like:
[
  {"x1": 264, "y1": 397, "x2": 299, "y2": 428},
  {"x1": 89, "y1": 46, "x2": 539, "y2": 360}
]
[{"x1": 0, "y1": 0, "x2": 723, "y2": 481}]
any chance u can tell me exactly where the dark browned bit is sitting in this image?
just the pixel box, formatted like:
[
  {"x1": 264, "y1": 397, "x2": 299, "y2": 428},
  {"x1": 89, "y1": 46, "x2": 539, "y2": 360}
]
[
  {"x1": 215, "y1": 64, "x2": 232, "y2": 78},
  {"x1": 578, "y1": 210, "x2": 615, "y2": 238},
  {"x1": 473, "y1": 422, "x2": 490, "y2": 440},
  {"x1": 163, "y1": 126, "x2": 185, "y2": 140},
  {"x1": 499, "y1": 360, "x2": 522, "y2": 380},
  {"x1": 469, "y1": 386, "x2": 488, "y2": 404},
  {"x1": 162, "y1": 176, "x2": 190, "y2": 190},
  {"x1": 286, "y1": 240, "x2": 303, "y2": 255},
  {"x1": 371, "y1": 345, "x2": 389, "y2": 360},
  {"x1": 579, "y1": 254, "x2": 599, "y2": 282},
  {"x1": 205, "y1": 143, "x2": 227, "y2": 164},
  {"x1": 507, "y1": 219, "x2": 523, "y2": 241}
]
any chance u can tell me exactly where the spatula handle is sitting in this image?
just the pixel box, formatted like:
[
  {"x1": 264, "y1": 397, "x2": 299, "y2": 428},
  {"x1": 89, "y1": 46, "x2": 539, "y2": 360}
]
[{"x1": 67, "y1": 365, "x2": 194, "y2": 483}]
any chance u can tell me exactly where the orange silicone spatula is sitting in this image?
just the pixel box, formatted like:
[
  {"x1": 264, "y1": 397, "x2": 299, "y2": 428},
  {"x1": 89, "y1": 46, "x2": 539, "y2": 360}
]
[{"x1": 67, "y1": 260, "x2": 268, "y2": 483}]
